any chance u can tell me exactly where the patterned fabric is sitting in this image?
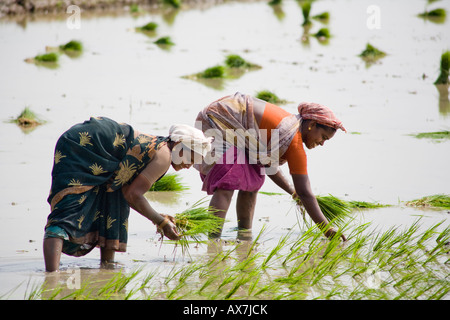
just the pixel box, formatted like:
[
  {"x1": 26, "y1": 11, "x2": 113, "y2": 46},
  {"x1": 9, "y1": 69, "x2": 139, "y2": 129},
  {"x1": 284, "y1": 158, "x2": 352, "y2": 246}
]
[
  {"x1": 45, "y1": 117, "x2": 168, "y2": 256},
  {"x1": 297, "y1": 102, "x2": 346, "y2": 132},
  {"x1": 200, "y1": 146, "x2": 265, "y2": 195},
  {"x1": 194, "y1": 92, "x2": 301, "y2": 192}
]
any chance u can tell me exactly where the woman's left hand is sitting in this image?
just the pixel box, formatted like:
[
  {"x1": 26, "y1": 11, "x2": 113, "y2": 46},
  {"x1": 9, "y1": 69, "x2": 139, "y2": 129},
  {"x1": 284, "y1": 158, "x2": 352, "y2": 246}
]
[
  {"x1": 324, "y1": 227, "x2": 347, "y2": 242},
  {"x1": 158, "y1": 214, "x2": 180, "y2": 241}
]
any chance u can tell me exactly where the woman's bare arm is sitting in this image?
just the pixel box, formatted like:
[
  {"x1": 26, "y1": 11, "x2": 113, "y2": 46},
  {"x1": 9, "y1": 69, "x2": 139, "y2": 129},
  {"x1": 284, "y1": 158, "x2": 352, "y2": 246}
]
[
  {"x1": 292, "y1": 174, "x2": 346, "y2": 241},
  {"x1": 121, "y1": 146, "x2": 180, "y2": 240}
]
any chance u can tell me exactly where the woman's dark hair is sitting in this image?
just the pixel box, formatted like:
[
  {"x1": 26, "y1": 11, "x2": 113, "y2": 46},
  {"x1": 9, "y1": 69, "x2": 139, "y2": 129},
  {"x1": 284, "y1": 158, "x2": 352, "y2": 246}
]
[
  {"x1": 316, "y1": 122, "x2": 337, "y2": 133},
  {"x1": 302, "y1": 119, "x2": 336, "y2": 133}
]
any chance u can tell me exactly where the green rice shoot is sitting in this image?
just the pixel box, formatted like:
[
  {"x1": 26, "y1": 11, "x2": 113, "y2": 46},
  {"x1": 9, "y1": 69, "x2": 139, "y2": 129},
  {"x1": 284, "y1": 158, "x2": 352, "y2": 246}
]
[
  {"x1": 136, "y1": 21, "x2": 158, "y2": 32},
  {"x1": 149, "y1": 173, "x2": 188, "y2": 191},
  {"x1": 172, "y1": 199, "x2": 224, "y2": 256},
  {"x1": 34, "y1": 52, "x2": 59, "y2": 63},
  {"x1": 59, "y1": 40, "x2": 83, "y2": 52},
  {"x1": 312, "y1": 12, "x2": 330, "y2": 22},
  {"x1": 301, "y1": 1, "x2": 312, "y2": 26},
  {"x1": 405, "y1": 194, "x2": 450, "y2": 210},
  {"x1": 11, "y1": 107, "x2": 44, "y2": 128},
  {"x1": 154, "y1": 36, "x2": 175, "y2": 46},
  {"x1": 418, "y1": 8, "x2": 446, "y2": 20},
  {"x1": 434, "y1": 51, "x2": 449, "y2": 85},
  {"x1": 314, "y1": 28, "x2": 331, "y2": 39},
  {"x1": 409, "y1": 130, "x2": 450, "y2": 141},
  {"x1": 295, "y1": 194, "x2": 352, "y2": 227},
  {"x1": 359, "y1": 43, "x2": 386, "y2": 63},
  {"x1": 224, "y1": 54, "x2": 259, "y2": 69},
  {"x1": 255, "y1": 90, "x2": 287, "y2": 104},
  {"x1": 197, "y1": 65, "x2": 225, "y2": 78}
]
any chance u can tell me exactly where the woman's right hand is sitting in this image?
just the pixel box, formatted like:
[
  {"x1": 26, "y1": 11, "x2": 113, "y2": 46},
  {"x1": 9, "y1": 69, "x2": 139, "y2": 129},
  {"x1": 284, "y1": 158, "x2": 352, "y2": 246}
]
[
  {"x1": 324, "y1": 227, "x2": 347, "y2": 242},
  {"x1": 158, "y1": 214, "x2": 181, "y2": 241}
]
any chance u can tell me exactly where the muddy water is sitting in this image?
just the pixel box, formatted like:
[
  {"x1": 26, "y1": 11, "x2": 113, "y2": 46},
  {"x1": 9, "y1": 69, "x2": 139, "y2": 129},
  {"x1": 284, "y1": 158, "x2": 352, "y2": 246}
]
[{"x1": 0, "y1": 0, "x2": 449, "y2": 299}]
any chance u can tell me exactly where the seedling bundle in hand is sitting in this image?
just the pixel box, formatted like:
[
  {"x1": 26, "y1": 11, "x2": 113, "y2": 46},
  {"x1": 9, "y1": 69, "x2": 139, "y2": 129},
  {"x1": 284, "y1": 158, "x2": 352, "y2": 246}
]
[{"x1": 163, "y1": 200, "x2": 224, "y2": 257}]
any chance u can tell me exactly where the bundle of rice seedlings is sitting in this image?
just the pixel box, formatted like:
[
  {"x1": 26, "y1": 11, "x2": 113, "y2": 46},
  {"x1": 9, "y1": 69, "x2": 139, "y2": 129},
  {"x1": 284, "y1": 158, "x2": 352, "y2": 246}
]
[
  {"x1": 255, "y1": 90, "x2": 287, "y2": 104},
  {"x1": 347, "y1": 200, "x2": 390, "y2": 209},
  {"x1": 32, "y1": 52, "x2": 59, "y2": 63},
  {"x1": 197, "y1": 65, "x2": 225, "y2": 79},
  {"x1": 154, "y1": 36, "x2": 175, "y2": 46},
  {"x1": 225, "y1": 54, "x2": 259, "y2": 69},
  {"x1": 136, "y1": 21, "x2": 158, "y2": 32},
  {"x1": 312, "y1": 12, "x2": 330, "y2": 22},
  {"x1": 149, "y1": 173, "x2": 187, "y2": 191},
  {"x1": 172, "y1": 200, "x2": 224, "y2": 256},
  {"x1": 301, "y1": 1, "x2": 312, "y2": 26},
  {"x1": 434, "y1": 51, "x2": 449, "y2": 85},
  {"x1": 359, "y1": 43, "x2": 386, "y2": 63},
  {"x1": 405, "y1": 194, "x2": 450, "y2": 210},
  {"x1": 163, "y1": 0, "x2": 181, "y2": 9},
  {"x1": 295, "y1": 194, "x2": 352, "y2": 227},
  {"x1": 410, "y1": 130, "x2": 450, "y2": 141},
  {"x1": 59, "y1": 40, "x2": 83, "y2": 52},
  {"x1": 313, "y1": 28, "x2": 331, "y2": 42},
  {"x1": 11, "y1": 107, "x2": 44, "y2": 129},
  {"x1": 418, "y1": 8, "x2": 446, "y2": 23}
]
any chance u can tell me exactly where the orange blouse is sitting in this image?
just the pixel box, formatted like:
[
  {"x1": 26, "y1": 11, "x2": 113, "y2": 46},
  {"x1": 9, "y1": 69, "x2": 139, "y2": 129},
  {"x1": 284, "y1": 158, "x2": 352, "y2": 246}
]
[{"x1": 258, "y1": 103, "x2": 307, "y2": 175}]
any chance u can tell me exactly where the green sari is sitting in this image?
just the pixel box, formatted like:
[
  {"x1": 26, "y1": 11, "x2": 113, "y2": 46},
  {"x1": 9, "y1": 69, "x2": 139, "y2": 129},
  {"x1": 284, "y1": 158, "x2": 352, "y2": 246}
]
[{"x1": 45, "y1": 117, "x2": 168, "y2": 256}]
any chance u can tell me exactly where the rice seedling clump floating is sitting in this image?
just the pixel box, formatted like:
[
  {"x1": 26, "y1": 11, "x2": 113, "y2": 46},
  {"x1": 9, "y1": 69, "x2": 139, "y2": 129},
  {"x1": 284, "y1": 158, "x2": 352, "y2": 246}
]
[
  {"x1": 149, "y1": 173, "x2": 187, "y2": 191},
  {"x1": 418, "y1": 8, "x2": 446, "y2": 23},
  {"x1": 11, "y1": 107, "x2": 45, "y2": 130},
  {"x1": 405, "y1": 194, "x2": 450, "y2": 210},
  {"x1": 183, "y1": 54, "x2": 260, "y2": 82},
  {"x1": 154, "y1": 36, "x2": 175, "y2": 46},
  {"x1": 255, "y1": 90, "x2": 288, "y2": 104},
  {"x1": 359, "y1": 43, "x2": 386, "y2": 64},
  {"x1": 59, "y1": 40, "x2": 83, "y2": 52},
  {"x1": 136, "y1": 21, "x2": 158, "y2": 32},
  {"x1": 409, "y1": 130, "x2": 450, "y2": 141},
  {"x1": 434, "y1": 51, "x2": 449, "y2": 85}
]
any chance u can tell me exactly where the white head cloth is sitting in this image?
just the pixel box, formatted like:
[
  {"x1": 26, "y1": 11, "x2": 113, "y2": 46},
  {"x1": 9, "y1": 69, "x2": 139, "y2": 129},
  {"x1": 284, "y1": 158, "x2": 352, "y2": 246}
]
[{"x1": 169, "y1": 124, "x2": 213, "y2": 157}]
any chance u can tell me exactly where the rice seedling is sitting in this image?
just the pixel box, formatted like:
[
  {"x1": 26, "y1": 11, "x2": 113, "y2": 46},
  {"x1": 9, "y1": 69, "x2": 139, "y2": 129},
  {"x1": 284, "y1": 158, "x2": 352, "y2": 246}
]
[
  {"x1": 163, "y1": 0, "x2": 181, "y2": 9},
  {"x1": 312, "y1": 12, "x2": 330, "y2": 22},
  {"x1": 409, "y1": 130, "x2": 450, "y2": 141},
  {"x1": 418, "y1": 8, "x2": 446, "y2": 23},
  {"x1": 224, "y1": 54, "x2": 259, "y2": 69},
  {"x1": 359, "y1": 43, "x2": 386, "y2": 64},
  {"x1": 255, "y1": 90, "x2": 288, "y2": 104},
  {"x1": 268, "y1": 0, "x2": 282, "y2": 5},
  {"x1": 135, "y1": 21, "x2": 158, "y2": 32},
  {"x1": 34, "y1": 52, "x2": 59, "y2": 63},
  {"x1": 149, "y1": 173, "x2": 187, "y2": 191},
  {"x1": 169, "y1": 199, "x2": 224, "y2": 256},
  {"x1": 154, "y1": 36, "x2": 175, "y2": 46},
  {"x1": 183, "y1": 55, "x2": 260, "y2": 85},
  {"x1": 59, "y1": 40, "x2": 83, "y2": 52},
  {"x1": 294, "y1": 194, "x2": 353, "y2": 228},
  {"x1": 11, "y1": 107, "x2": 45, "y2": 130},
  {"x1": 313, "y1": 28, "x2": 331, "y2": 40},
  {"x1": 300, "y1": 1, "x2": 312, "y2": 26},
  {"x1": 434, "y1": 51, "x2": 450, "y2": 85},
  {"x1": 348, "y1": 200, "x2": 390, "y2": 209},
  {"x1": 196, "y1": 65, "x2": 225, "y2": 79},
  {"x1": 405, "y1": 194, "x2": 450, "y2": 210}
]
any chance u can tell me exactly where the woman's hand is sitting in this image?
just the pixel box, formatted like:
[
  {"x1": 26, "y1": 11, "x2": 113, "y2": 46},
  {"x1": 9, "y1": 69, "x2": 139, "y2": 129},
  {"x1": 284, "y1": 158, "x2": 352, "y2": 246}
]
[
  {"x1": 158, "y1": 214, "x2": 180, "y2": 241},
  {"x1": 324, "y1": 227, "x2": 347, "y2": 242}
]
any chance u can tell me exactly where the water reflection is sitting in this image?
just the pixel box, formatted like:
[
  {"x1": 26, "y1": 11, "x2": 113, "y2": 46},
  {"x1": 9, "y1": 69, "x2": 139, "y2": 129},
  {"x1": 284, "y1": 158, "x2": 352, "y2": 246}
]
[{"x1": 436, "y1": 84, "x2": 450, "y2": 116}]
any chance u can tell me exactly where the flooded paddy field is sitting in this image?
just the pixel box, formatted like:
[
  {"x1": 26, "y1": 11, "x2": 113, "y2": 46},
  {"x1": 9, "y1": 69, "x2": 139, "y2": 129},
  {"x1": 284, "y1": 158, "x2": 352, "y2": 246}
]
[{"x1": 0, "y1": 0, "x2": 449, "y2": 300}]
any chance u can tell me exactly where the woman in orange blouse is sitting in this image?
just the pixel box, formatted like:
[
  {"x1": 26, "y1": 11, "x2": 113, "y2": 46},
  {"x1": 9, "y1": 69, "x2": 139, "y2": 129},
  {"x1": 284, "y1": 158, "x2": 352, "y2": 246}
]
[{"x1": 195, "y1": 92, "x2": 347, "y2": 241}]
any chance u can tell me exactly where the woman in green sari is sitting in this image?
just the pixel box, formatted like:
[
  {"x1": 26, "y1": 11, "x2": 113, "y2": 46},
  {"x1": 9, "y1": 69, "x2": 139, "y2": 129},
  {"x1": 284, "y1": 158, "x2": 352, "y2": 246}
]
[{"x1": 43, "y1": 117, "x2": 212, "y2": 272}]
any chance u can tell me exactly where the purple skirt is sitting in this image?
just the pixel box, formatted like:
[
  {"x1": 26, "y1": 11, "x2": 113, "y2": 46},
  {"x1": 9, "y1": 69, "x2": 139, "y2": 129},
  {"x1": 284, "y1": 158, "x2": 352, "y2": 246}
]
[{"x1": 200, "y1": 147, "x2": 265, "y2": 195}]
